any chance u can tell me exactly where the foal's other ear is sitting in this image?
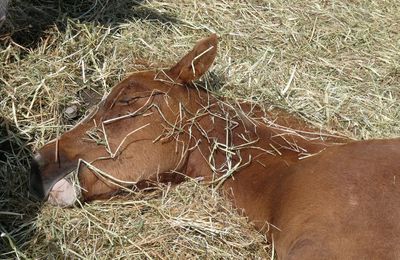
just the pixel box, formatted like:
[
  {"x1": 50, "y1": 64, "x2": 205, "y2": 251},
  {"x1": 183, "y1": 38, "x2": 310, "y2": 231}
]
[{"x1": 167, "y1": 34, "x2": 218, "y2": 84}]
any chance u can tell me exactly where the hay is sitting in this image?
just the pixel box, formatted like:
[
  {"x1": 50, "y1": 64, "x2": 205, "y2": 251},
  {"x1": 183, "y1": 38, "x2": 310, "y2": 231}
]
[
  {"x1": 1, "y1": 0, "x2": 399, "y2": 258},
  {"x1": 26, "y1": 182, "x2": 270, "y2": 259}
]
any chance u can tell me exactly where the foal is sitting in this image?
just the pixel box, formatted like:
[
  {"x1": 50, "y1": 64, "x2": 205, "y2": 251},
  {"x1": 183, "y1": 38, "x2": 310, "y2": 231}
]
[{"x1": 31, "y1": 34, "x2": 400, "y2": 259}]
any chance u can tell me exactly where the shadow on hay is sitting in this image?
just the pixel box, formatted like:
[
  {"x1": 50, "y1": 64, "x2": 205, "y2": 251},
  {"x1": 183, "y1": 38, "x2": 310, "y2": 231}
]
[
  {"x1": 0, "y1": 0, "x2": 178, "y2": 49},
  {"x1": 0, "y1": 117, "x2": 40, "y2": 257}
]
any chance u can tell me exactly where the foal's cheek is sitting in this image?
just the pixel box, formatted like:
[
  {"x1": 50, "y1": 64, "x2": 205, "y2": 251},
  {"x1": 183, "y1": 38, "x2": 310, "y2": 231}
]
[{"x1": 77, "y1": 167, "x2": 118, "y2": 201}]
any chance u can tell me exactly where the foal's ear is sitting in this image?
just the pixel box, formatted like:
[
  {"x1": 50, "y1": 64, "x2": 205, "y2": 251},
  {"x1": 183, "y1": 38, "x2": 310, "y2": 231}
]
[{"x1": 167, "y1": 34, "x2": 218, "y2": 84}]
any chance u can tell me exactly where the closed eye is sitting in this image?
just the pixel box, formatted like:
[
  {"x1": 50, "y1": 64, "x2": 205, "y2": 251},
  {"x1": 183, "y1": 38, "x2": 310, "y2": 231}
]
[{"x1": 117, "y1": 91, "x2": 161, "y2": 105}]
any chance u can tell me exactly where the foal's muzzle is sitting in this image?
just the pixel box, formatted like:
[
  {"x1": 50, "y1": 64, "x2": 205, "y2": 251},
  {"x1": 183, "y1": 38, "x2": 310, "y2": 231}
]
[{"x1": 29, "y1": 157, "x2": 48, "y2": 201}]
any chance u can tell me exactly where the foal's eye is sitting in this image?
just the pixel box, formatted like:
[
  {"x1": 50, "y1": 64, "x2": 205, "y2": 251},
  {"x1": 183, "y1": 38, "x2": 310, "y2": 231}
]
[
  {"x1": 114, "y1": 90, "x2": 154, "y2": 107},
  {"x1": 117, "y1": 96, "x2": 140, "y2": 105}
]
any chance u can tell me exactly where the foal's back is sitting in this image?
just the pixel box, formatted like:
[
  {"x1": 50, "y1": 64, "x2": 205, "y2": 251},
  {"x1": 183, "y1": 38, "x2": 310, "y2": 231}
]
[{"x1": 272, "y1": 138, "x2": 400, "y2": 259}]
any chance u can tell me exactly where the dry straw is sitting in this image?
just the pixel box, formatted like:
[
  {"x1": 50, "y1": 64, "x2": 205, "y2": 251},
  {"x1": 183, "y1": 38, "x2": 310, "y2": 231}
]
[{"x1": 1, "y1": 0, "x2": 399, "y2": 259}]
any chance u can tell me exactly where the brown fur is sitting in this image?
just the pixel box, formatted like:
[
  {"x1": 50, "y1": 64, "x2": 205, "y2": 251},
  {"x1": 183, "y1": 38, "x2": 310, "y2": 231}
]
[{"x1": 31, "y1": 34, "x2": 400, "y2": 259}]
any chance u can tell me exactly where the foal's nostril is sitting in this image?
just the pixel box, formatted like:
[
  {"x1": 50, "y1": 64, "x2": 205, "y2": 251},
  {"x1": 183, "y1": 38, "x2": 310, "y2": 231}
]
[{"x1": 30, "y1": 156, "x2": 46, "y2": 201}]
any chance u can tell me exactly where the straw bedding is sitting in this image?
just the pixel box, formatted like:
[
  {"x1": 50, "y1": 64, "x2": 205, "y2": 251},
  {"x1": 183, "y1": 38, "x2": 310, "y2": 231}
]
[{"x1": 1, "y1": 0, "x2": 399, "y2": 258}]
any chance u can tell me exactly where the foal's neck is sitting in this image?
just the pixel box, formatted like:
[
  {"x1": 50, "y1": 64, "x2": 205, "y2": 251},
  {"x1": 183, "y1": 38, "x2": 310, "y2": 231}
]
[
  {"x1": 184, "y1": 95, "x2": 346, "y2": 177},
  {"x1": 182, "y1": 95, "x2": 348, "y2": 229}
]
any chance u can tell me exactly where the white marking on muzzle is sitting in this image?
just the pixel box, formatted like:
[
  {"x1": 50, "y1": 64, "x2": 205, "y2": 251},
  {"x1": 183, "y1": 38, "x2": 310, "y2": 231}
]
[{"x1": 47, "y1": 173, "x2": 81, "y2": 207}]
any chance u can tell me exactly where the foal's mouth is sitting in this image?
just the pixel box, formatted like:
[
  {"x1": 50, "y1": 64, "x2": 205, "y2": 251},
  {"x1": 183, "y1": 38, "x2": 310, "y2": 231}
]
[
  {"x1": 46, "y1": 172, "x2": 81, "y2": 207},
  {"x1": 30, "y1": 158, "x2": 81, "y2": 207}
]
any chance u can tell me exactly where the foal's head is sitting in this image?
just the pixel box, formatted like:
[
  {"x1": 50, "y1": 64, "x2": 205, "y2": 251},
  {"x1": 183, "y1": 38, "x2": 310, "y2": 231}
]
[{"x1": 30, "y1": 34, "x2": 218, "y2": 206}]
